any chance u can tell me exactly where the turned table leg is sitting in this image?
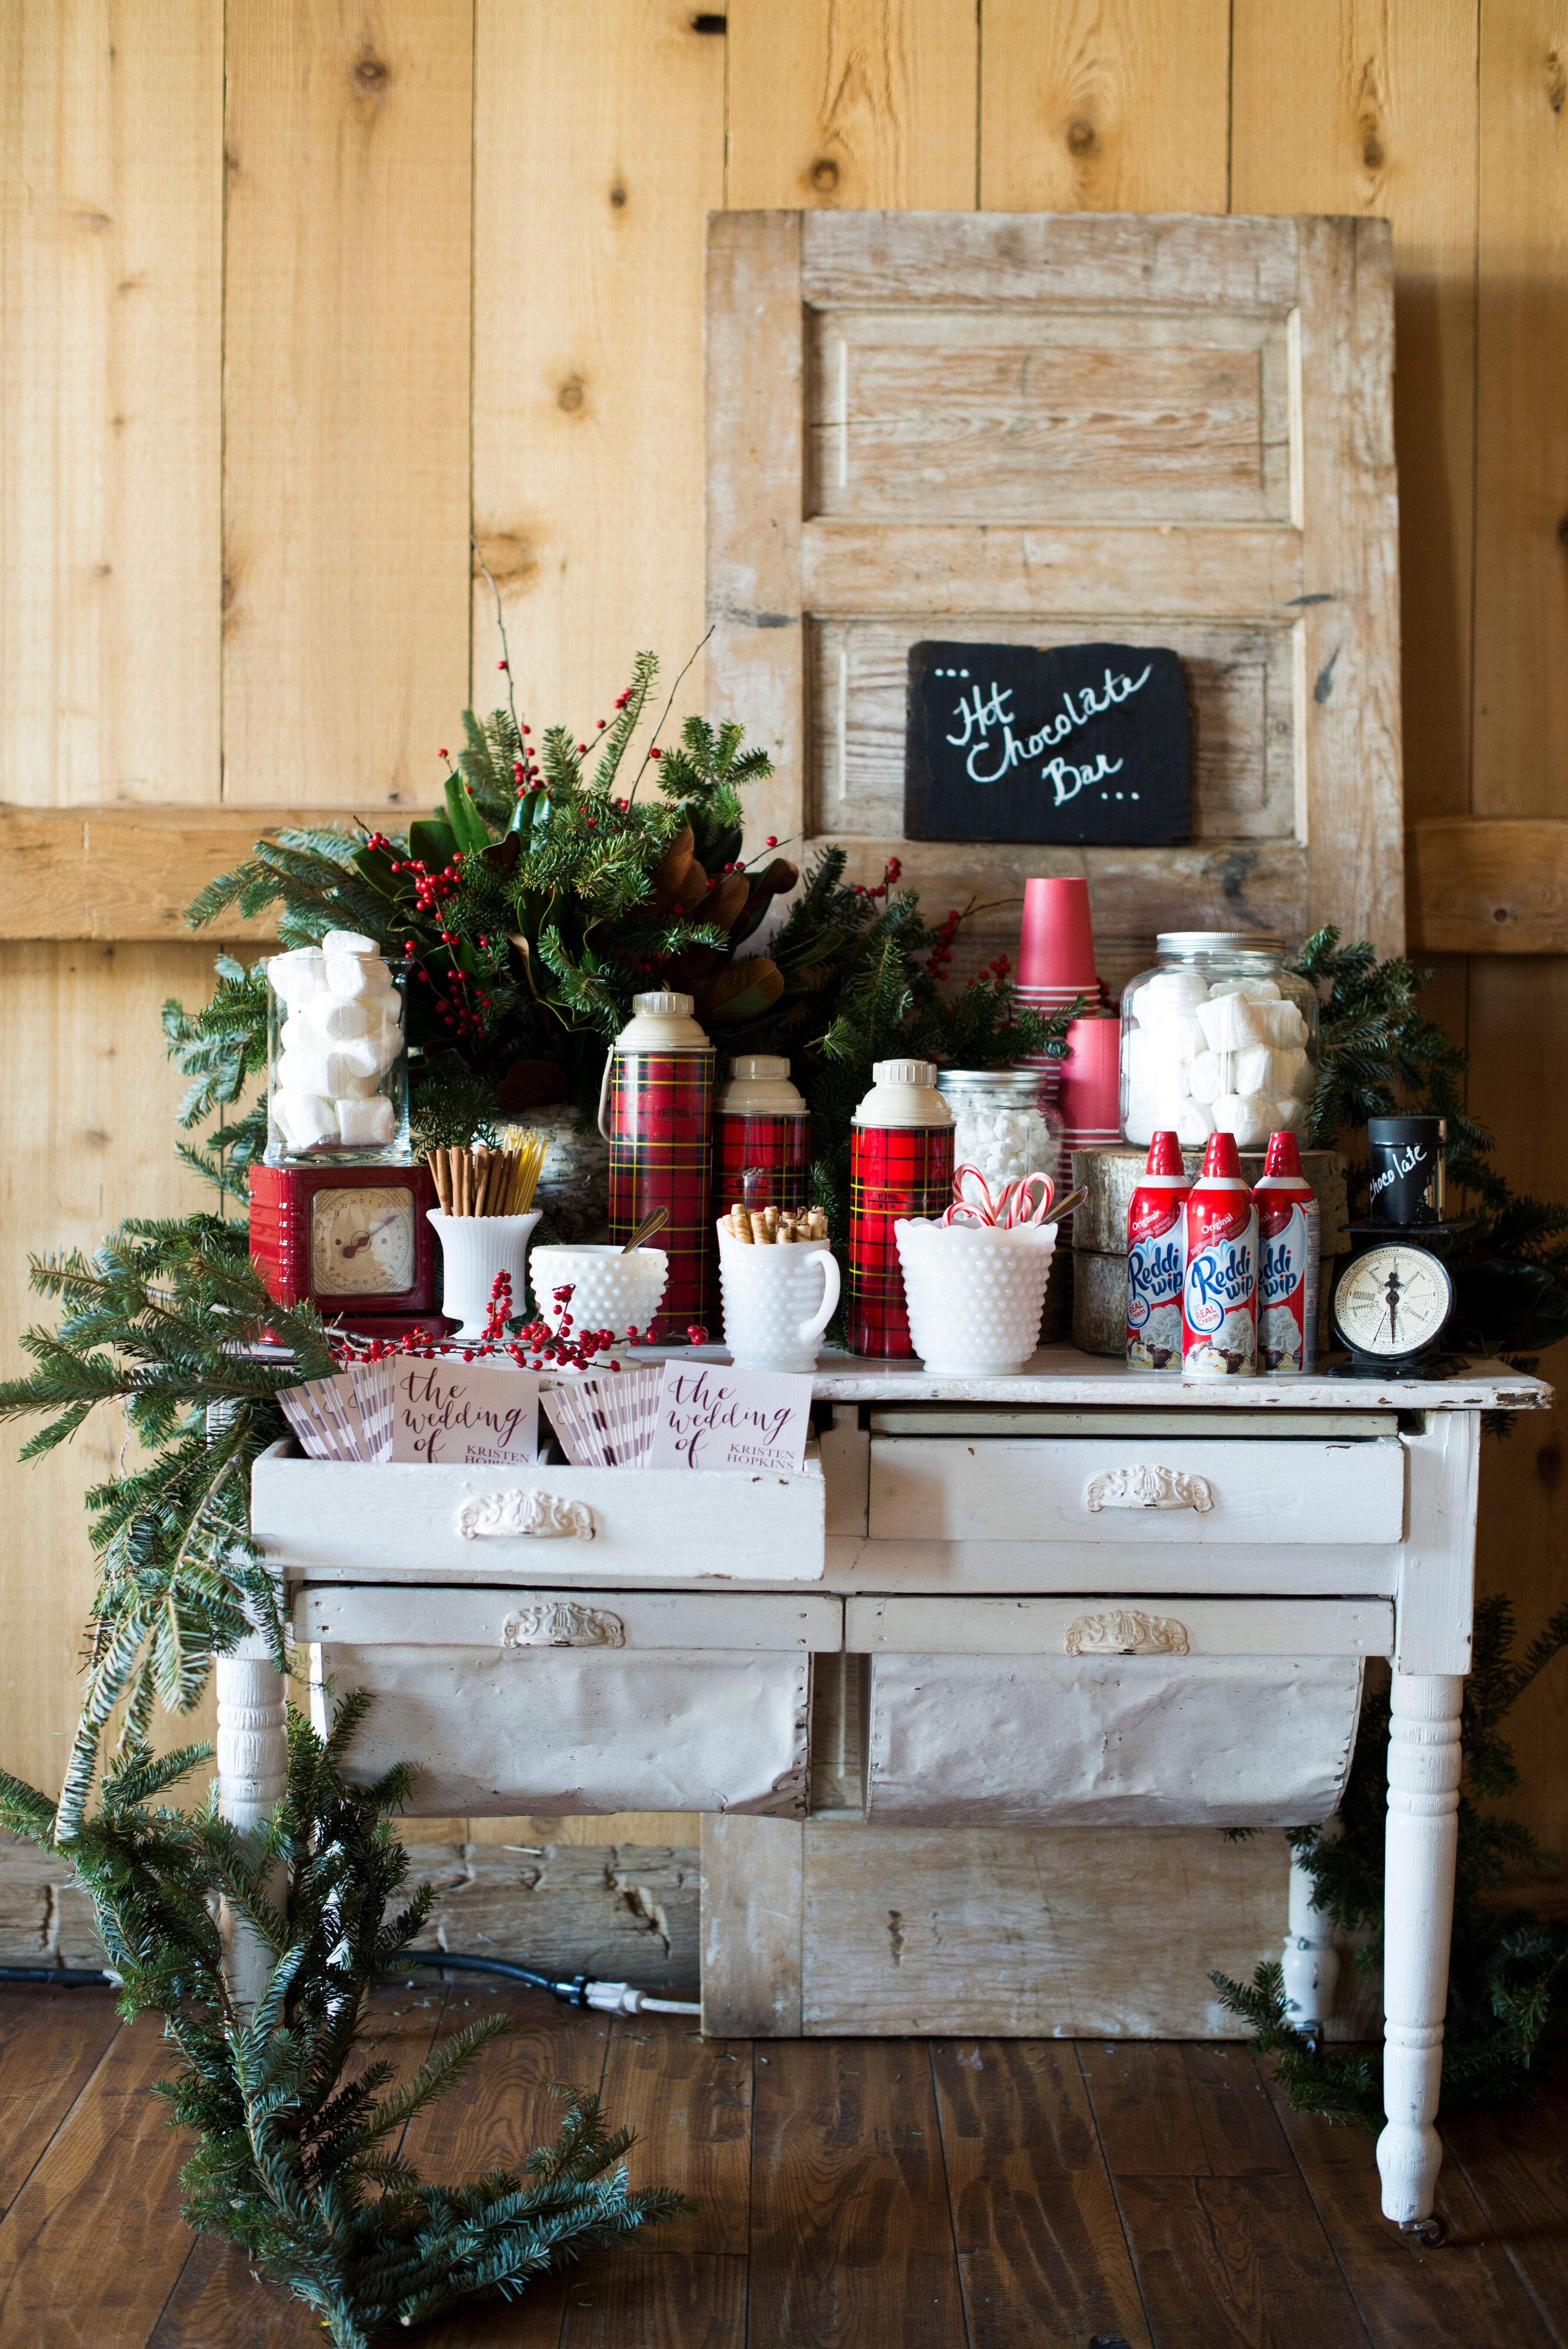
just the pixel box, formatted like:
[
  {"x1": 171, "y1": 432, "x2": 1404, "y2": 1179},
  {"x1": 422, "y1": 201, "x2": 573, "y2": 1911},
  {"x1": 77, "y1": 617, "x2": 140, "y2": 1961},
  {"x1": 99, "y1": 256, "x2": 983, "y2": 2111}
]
[
  {"x1": 1377, "y1": 1670, "x2": 1462, "y2": 2236},
  {"x1": 215, "y1": 1605, "x2": 288, "y2": 2010},
  {"x1": 1282, "y1": 1836, "x2": 1339, "y2": 2046}
]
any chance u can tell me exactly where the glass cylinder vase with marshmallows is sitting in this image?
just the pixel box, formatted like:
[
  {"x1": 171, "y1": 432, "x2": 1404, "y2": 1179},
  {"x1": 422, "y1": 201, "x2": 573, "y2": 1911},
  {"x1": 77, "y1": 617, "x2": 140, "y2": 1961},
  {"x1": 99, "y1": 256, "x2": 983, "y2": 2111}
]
[
  {"x1": 265, "y1": 931, "x2": 410, "y2": 1164},
  {"x1": 1120, "y1": 933, "x2": 1319, "y2": 1152}
]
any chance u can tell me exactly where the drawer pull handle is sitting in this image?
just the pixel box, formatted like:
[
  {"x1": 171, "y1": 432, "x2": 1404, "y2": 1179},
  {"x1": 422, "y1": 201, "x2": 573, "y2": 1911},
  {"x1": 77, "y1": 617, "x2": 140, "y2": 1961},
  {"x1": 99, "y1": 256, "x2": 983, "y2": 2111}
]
[
  {"x1": 501, "y1": 1601, "x2": 624, "y2": 1649},
  {"x1": 1084, "y1": 1465, "x2": 1214, "y2": 1516},
  {"x1": 1065, "y1": 1609, "x2": 1190, "y2": 1657},
  {"x1": 455, "y1": 1489, "x2": 596, "y2": 1542}
]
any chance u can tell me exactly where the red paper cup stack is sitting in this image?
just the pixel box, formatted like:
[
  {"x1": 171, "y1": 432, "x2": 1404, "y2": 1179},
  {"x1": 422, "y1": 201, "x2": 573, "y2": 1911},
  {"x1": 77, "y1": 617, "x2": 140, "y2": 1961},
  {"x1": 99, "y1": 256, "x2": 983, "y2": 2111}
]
[
  {"x1": 1015, "y1": 877, "x2": 1100, "y2": 1118},
  {"x1": 1056, "y1": 1011, "x2": 1123, "y2": 1153}
]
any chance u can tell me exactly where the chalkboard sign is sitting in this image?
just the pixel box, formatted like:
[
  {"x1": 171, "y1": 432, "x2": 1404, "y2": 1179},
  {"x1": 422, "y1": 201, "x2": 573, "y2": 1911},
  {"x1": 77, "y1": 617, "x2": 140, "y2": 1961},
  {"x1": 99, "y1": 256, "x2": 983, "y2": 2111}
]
[{"x1": 904, "y1": 640, "x2": 1191, "y2": 847}]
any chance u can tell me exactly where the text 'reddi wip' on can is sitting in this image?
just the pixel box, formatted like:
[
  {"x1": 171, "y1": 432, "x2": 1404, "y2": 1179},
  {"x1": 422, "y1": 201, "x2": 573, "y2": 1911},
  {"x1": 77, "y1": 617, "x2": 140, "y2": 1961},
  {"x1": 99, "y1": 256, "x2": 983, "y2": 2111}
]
[
  {"x1": 599, "y1": 991, "x2": 715, "y2": 1341},
  {"x1": 1180, "y1": 1131, "x2": 1258, "y2": 1377},
  {"x1": 1255, "y1": 1129, "x2": 1320, "y2": 1375},
  {"x1": 714, "y1": 1055, "x2": 809, "y2": 1219},
  {"x1": 1126, "y1": 1129, "x2": 1194, "y2": 1371},
  {"x1": 849, "y1": 1059, "x2": 954, "y2": 1357}
]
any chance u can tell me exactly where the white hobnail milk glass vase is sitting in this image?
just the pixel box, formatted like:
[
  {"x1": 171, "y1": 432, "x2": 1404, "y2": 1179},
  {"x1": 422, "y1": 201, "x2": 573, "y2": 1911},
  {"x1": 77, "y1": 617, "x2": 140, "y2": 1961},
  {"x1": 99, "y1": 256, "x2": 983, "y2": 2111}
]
[
  {"x1": 716, "y1": 1230, "x2": 841, "y2": 1372},
  {"x1": 893, "y1": 1219, "x2": 1057, "y2": 1375},
  {"x1": 428, "y1": 1211, "x2": 542, "y2": 1341}
]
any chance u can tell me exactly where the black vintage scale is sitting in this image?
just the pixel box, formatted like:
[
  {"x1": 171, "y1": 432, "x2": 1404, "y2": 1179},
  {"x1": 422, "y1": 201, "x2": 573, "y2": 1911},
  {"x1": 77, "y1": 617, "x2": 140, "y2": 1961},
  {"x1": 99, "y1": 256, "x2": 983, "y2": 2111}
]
[{"x1": 1330, "y1": 1115, "x2": 1466, "y2": 1378}]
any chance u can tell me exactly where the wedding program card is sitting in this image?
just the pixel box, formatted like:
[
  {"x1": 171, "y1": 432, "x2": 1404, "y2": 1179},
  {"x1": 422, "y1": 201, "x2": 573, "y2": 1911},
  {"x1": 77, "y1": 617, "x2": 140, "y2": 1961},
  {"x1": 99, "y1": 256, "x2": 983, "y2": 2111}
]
[
  {"x1": 391, "y1": 1361, "x2": 540, "y2": 1467},
  {"x1": 648, "y1": 1362, "x2": 812, "y2": 1475}
]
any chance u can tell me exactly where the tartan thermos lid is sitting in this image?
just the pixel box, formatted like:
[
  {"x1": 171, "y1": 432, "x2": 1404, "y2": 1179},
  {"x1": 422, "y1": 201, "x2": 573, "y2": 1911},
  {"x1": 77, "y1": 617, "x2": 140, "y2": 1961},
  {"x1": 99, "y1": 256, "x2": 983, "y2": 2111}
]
[
  {"x1": 717, "y1": 1054, "x2": 806, "y2": 1114},
  {"x1": 853, "y1": 1059, "x2": 953, "y2": 1128},
  {"x1": 612, "y1": 992, "x2": 713, "y2": 1051}
]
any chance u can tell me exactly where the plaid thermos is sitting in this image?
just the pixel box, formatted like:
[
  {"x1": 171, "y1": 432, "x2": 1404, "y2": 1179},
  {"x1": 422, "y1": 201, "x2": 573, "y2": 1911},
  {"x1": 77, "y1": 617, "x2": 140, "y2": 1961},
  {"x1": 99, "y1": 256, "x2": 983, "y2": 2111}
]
[
  {"x1": 714, "y1": 1054, "x2": 809, "y2": 1217},
  {"x1": 848, "y1": 1059, "x2": 955, "y2": 1357},
  {"x1": 599, "y1": 992, "x2": 715, "y2": 1341}
]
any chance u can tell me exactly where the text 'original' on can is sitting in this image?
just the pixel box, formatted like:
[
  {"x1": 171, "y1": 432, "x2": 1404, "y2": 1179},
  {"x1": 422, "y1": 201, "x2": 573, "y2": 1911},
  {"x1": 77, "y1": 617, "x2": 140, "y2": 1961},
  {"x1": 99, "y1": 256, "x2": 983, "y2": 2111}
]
[
  {"x1": 1254, "y1": 1129, "x2": 1320, "y2": 1376},
  {"x1": 1126, "y1": 1129, "x2": 1193, "y2": 1371},
  {"x1": 1180, "y1": 1130, "x2": 1258, "y2": 1377}
]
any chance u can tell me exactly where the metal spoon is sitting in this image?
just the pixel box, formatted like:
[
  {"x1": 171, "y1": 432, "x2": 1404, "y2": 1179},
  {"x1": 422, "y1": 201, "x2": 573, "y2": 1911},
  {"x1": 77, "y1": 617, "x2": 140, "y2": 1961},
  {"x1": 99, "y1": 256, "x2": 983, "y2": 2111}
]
[{"x1": 621, "y1": 1205, "x2": 669, "y2": 1253}]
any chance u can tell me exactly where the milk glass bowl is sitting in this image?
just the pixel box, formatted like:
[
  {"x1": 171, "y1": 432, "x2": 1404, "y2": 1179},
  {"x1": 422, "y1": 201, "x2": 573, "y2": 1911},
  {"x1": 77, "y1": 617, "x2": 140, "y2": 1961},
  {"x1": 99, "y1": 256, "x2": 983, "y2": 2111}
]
[
  {"x1": 528, "y1": 1244, "x2": 669, "y2": 1340},
  {"x1": 893, "y1": 1220, "x2": 1057, "y2": 1375}
]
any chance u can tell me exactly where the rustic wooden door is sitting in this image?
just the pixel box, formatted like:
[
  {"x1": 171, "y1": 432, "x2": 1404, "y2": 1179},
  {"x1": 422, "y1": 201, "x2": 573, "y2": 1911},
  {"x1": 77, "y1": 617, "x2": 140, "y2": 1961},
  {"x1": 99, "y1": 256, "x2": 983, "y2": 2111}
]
[{"x1": 707, "y1": 209, "x2": 1404, "y2": 983}]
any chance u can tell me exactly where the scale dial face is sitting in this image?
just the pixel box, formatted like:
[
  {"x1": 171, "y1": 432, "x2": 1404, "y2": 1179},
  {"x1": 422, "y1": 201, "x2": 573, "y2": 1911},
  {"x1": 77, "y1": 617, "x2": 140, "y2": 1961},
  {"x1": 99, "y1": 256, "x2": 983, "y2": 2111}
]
[
  {"x1": 1334, "y1": 1242, "x2": 1454, "y2": 1360},
  {"x1": 310, "y1": 1185, "x2": 418, "y2": 1296}
]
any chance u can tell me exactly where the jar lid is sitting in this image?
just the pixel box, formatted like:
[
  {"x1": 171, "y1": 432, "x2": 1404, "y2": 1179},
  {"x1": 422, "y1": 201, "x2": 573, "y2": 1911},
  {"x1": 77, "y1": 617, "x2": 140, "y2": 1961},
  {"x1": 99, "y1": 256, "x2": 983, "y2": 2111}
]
[
  {"x1": 1155, "y1": 931, "x2": 1284, "y2": 956},
  {"x1": 730, "y1": 1054, "x2": 790, "y2": 1081},
  {"x1": 873, "y1": 1058, "x2": 936, "y2": 1086},
  {"x1": 936, "y1": 1067, "x2": 1042, "y2": 1094}
]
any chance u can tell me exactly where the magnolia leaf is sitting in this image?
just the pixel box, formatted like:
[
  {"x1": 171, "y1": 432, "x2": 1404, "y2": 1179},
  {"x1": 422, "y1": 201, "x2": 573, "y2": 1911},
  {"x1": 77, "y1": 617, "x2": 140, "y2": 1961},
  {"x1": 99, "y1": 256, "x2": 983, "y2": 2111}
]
[{"x1": 696, "y1": 958, "x2": 785, "y2": 1023}]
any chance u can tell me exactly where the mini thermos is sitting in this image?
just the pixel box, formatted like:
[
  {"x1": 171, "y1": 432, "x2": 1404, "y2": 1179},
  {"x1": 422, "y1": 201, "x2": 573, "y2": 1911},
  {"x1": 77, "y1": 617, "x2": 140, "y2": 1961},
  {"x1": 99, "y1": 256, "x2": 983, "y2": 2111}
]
[
  {"x1": 599, "y1": 991, "x2": 715, "y2": 1341},
  {"x1": 1126, "y1": 1129, "x2": 1193, "y2": 1370},
  {"x1": 849, "y1": 1058, "x2": 954, "y2": 1358},
  {"x1": 1255, "y1": 1130, "x2": 1320, "y2": 1375},
  {"x1": 714, "y1": 1054, "x2": 809, "y2": 1220}
]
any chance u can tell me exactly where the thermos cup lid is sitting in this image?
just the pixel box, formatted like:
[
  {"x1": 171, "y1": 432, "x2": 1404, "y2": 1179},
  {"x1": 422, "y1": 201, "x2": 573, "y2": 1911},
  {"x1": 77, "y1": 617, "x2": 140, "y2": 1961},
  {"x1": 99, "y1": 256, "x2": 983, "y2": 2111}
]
[
  {"x1": 718, "y1": 1054, "x2": 806, "y2": 1114},
  {"x1": 853, "y1": 1059, "x2": 954, "y2": 1128},
  {"x1": 611, "y1": 992, "x2": 713, "y2": 1052}
]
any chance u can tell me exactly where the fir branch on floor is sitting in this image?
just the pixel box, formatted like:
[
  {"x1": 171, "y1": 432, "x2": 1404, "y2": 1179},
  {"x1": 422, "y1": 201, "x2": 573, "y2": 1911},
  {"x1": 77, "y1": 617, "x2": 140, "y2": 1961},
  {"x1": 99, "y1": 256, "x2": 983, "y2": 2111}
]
[
  {"x1": 1213, "y1": 1595, "x2": 1568, "y2": 2124},
  {"x1": 0, "y1": 1705, "x2": 685, "y2": 2349}
]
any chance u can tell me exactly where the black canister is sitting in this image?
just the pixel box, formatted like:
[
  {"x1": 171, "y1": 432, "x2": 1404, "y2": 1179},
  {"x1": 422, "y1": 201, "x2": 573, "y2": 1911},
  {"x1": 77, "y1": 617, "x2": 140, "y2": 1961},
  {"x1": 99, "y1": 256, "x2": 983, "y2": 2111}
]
[{"x1": 1367, "y1": 1115, "x2": 1446, "y2": 1225}]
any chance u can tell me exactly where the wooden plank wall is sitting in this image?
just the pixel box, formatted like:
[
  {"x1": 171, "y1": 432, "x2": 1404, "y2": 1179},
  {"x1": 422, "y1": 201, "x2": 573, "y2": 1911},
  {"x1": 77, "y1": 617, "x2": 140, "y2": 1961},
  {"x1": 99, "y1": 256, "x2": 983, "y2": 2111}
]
[{"x1": 2, "y1": 2, "x2": 1565, "y2": 1874}]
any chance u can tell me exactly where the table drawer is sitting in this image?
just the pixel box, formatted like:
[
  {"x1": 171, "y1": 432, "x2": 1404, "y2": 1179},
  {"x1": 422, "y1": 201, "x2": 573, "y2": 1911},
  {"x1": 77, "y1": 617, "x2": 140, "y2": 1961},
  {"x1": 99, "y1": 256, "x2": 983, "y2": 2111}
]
[
  {"x1": 305, "y1": 1586, "x2": 836, "y2": 1816},
  {"x1": 254, "y1": 1449, "x2": 825, "y2": 1582},
  {"x1": 866, "y1": 1436, "x2": 1403, "y2": 1546}
]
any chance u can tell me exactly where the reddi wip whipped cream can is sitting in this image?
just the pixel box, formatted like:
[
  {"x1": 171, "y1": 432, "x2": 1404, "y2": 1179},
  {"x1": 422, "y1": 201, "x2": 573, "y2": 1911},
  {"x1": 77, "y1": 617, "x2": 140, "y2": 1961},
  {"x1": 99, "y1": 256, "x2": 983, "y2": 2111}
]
[
  {"x1": 1180, "y1": 1131, "x2": 1258, "y2": 1377},
  {"x1": 1255, "y1": 1129, "x2": 1320, "y2": 1375},
  {"x1": 1126, "y1": 1130, "x2": 1193, "y2": 1371}
]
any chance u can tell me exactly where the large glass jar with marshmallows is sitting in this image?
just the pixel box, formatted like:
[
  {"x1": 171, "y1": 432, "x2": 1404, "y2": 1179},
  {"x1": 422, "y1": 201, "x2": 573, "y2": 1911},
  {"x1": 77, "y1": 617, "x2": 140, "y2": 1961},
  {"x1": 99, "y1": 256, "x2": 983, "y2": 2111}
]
[
  {"x1": 1120, "y1": 933, "x2": 1319, "y2": 1151},
  {"x1": 265, "y1": 930, "x2": 411, "y2": 1164},
  {"x1": 936, "y1": 1068, "x2": 1061, "y2": 1190}
]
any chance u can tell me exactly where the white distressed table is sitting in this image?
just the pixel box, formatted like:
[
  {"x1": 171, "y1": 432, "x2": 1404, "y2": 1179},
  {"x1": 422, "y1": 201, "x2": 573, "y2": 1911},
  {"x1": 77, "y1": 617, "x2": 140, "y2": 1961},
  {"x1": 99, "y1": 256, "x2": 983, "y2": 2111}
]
[{"x1": 240, "y1": 1346, "x2": 1550, "y2": 2238}]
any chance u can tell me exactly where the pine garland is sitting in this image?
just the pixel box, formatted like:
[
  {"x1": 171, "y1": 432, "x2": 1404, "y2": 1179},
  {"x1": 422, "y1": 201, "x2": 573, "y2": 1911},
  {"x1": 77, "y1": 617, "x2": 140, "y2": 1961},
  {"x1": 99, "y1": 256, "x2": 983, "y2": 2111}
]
[
  {"x1": 1212, "y1": 1596, "x2": 1568, "y2": 2123},
  {"x1": 0, "y1": 1703, "x2": 684, "y2": 2347}
]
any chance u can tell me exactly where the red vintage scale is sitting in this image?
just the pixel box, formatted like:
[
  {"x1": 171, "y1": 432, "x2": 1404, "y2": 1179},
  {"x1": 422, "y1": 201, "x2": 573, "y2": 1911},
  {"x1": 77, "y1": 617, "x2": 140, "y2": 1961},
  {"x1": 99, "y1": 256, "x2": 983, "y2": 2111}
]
[{"x1": 248, "y1": 1163, "x2": 448, "y2": 1342}]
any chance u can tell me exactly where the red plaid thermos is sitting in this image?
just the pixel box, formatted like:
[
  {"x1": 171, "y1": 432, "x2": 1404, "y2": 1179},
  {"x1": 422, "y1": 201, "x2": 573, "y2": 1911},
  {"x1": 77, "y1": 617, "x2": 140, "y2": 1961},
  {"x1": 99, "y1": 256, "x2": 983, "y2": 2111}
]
[
  {"x1": 715, "y1": 1055, "x2": 809, "y2": 1218},
  {"x1": 599, "y1": 992, "x2": 715, "y2": 1342},
  {"x1": 849, "y1": 1059, "x2": 954, "y2": 1358}
]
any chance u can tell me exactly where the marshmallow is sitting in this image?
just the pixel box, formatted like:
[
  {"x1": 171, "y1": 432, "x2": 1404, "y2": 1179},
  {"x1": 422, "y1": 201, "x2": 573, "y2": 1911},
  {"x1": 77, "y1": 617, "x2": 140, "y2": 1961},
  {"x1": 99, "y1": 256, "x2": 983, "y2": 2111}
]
[
  {"x1": 324, "y1": 950, "x2": 390, "y2": 999},
  {"x1": 1140, "y1": 969, "x2": 1209, "y2": 1011},
  {"x1": 1175, "y1": 1100, "x2": 1214, "y2": 1146},
  {"x1": 1273, "y1": 1096, "x2": 1308, "y2": 1135},
  {"x1": 1213, "y1": 1091, "x2": 1274, "y2": 1148},
  {"x1": 272, "y1": 1090, "x2": 337, "y2": 1151},
  {"x1": 1236, "y1": 978, "x2": 1282, "y2": 1003},
  {"x1": 1196, "y1": 993, "x2": 1262, "y2": 1053},
  {"x1": 1235, "y1": 1043, "x2": 1302, "y2": 1098},
  {"x1": 335, "y1": 1095, "x2": 396, "y2": 1147},
  {"x1": 281, "y1": 1011, "x2": 314, "y2": 1054},
  {"x1": 321, "y1": 929, "x2": 378, "y2": 956},
  {"x1": 1289, "y1": 1053, "x2": 1317, "y2": 1102},
  {"x1": 1124, "y1": 1098, "x2": 1157, "y2": 1147},
  {"x1": 268, "y1": 949, "x2": 326, "y2": 1007},
  {"x1": 307, "y1": 995, "x2": 372, "y2": 1044},
  {"x1": 1187, "y1": 1050, "x2": 1226, "y2": 1104},
  {"x1": 1257, "y1": 1000, "x2": 1309, "y2": 1049}
]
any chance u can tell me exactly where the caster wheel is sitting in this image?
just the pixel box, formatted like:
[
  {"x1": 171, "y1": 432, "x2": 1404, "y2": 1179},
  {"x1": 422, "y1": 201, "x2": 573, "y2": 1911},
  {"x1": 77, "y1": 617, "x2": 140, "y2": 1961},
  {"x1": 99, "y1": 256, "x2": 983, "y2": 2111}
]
[{"x1": 1400, "y1": 2214, "x2": 1448, "y2": 2249}]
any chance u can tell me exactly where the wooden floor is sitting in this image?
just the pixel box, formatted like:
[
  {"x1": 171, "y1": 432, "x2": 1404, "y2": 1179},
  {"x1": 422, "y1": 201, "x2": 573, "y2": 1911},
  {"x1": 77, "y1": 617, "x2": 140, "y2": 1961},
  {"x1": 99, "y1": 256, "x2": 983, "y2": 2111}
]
[{"x1": 0, "y1": 1984, "x2": 1564, "y2": 2348}]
